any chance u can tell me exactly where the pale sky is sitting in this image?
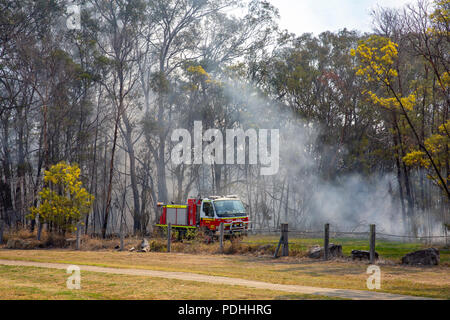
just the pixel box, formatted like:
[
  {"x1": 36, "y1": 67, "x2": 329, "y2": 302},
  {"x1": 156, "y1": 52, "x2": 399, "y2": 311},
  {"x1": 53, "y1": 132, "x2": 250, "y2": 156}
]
[{"x1": 268, "y1": 0, "x2": 412, "y2": 35}]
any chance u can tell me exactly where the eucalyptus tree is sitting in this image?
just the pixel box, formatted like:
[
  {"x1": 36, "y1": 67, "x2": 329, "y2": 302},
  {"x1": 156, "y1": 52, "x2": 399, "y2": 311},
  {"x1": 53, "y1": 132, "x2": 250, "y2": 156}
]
[
  {"x1": 139, "y1": 0, "x2": 245, "y2": 205},
  {"x1": 0, "y1": 0, "x2": 76, "y2": 228},
  {"x1": 87, "y1": 0, "x2": 146, "y2": 237},
  {"x1": 195, "y1": 0, "x2": 279, "y2": 196}
]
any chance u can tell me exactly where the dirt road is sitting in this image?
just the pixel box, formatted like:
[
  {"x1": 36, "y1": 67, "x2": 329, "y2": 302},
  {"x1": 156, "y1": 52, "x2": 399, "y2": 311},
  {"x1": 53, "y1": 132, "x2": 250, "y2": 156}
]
[{"x1": 0, "y1": 259, "x2": 434, "y2": 300}]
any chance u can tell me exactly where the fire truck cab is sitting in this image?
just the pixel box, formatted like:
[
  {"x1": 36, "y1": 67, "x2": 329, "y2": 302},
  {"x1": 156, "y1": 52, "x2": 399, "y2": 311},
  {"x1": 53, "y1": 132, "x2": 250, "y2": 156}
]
[{"x1": 156, "y1": 195, "x2": 250, "y2": 237}]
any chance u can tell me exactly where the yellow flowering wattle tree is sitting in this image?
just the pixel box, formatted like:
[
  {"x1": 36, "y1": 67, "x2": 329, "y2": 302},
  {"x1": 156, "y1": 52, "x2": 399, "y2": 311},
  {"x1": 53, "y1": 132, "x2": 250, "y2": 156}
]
[
  {"x1": 428, "y1": 0, "x2": 449, "y2": 38},
  {"x1": 351, "y1": 35, "x2": 449, "y2": 199},
  {"x1": 350, "y1": 36, "x2": 417, "y2": 111},
  {"x1": 29, "y1": 162, "x2": 95, "y2": 236}
]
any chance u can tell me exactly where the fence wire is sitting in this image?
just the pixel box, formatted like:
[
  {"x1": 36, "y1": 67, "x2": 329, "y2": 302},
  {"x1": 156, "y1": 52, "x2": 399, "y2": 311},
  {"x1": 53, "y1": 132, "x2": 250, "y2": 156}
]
[{"x1": 248, "y1": 228, "x2": 449, "y2": 242}]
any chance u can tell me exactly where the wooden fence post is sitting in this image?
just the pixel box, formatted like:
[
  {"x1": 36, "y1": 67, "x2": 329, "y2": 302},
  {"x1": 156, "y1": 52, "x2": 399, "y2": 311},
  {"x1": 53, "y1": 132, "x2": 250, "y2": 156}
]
[
  {"x1": 324, "y1": 223, "x2": 330, "y2": 261},
  {"x1": 274, "y1": 225, "x2": 283, "y2": 258},
  {"x1": 37, "y1": 219, "x2": 42, "y2": 241},
  {"x1": 370, "y1": 224, "x2": 376, "y2": 264},
  {"x1": 219, "y1": 222, "x2": 224, "y2": 253},
  {"x1": 274, "y1": 235, "x2": 282, "y2": 258},
  {"x1": 274, "y1": 224, "x2": 289, "y2": 258},
  {"x1": 76, "y1": 223, "x2": 81, "y2": 250},
  {"x1": 282, "y1": 223, "x2": 289, "y2": 257},
  {"x1": 120, "y1": 223, "x2": 124, "y2": 251},
  {"x1": 444, "y1": 224, "x2": 448, "y2": 247},
  {"x1": 167, "y1": 223, "x2": 171, "y2": 253},
  {"x1": 0, "y1": 220, "x2": 4, "y2": 244}
]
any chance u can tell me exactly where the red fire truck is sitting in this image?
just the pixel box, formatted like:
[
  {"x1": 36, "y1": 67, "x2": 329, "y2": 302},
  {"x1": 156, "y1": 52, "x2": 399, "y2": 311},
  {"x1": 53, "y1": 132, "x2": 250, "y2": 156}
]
[{"x1": 156, "y1": 195, "x2": 250, "y2": 238}]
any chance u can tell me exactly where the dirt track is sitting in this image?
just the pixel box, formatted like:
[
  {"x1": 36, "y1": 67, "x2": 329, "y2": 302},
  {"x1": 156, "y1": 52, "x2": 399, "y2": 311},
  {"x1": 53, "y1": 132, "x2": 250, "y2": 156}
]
[{"x1": 0, "y1": 259, "x2": 435, "y2": 300}]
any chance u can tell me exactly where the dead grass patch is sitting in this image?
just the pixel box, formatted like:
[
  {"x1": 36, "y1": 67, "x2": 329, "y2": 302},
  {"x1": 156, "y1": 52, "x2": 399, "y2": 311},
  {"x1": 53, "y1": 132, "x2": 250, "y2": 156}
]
[
  {"x1": 0, "y1": 265, "x2": 338, "y2": 300},
  {"x1": 0, "y1": 249, "x2": 448, "y2": 299}
]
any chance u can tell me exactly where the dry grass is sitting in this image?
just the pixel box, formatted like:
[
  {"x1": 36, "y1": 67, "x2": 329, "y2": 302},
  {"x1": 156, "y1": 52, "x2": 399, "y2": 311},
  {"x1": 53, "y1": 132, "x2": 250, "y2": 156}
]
[
  {"x1": 1, "y1": 231, "x2": 449, "y2": 299},
  {"x1": 4, "y1": 229, "x2": 36, "y2": 240},
  {"x1": 2, "y1": 230, "x2": 144, "y2": 251},
  {"x1": 1, "y1": 229, "x2": 283, "y2": 255},
  {"x1": 0, "y1": 249, "x2": 448, "y2": 299},
  {"x1": 3, "y1": 230, "x2": 66, "y2": 248},
  {"x1": 4, "y1": 230, "x2": 447, "y2": 264},
  {"x1": 0, "y1": 265, "x2": 338, "y2": 300},
  {"x1": 80, "y1": 235, "x2": 142, "y2": 251}
]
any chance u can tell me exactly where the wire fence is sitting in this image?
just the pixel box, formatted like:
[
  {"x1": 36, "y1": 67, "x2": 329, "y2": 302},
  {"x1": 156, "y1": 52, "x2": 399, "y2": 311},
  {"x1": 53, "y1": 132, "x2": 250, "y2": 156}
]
[
  {"x1": 231, "y1": 223, "x2": 450, "y2": 261},
  {"x1": 246, "y1": 227, "x2": 449, "y2": 244}
]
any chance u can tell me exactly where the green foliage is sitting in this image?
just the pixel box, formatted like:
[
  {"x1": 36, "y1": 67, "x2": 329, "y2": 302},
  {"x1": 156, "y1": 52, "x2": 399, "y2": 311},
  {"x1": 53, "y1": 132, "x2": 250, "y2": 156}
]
[
  {"x1": 185, "y1": 228, "x2": 198, "y2": 240},
  {"x1": 404, "y1": 120, "x2": 450, "y2": 189}
]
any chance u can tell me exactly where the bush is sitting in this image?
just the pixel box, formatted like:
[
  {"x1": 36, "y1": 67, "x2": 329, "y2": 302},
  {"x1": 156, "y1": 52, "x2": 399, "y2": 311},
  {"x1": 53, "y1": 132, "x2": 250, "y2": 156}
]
[
  {"x1": 149, "y1": 240, "x2": 166, "y2": 252},
  {"x1": 44, "y1": 233, "x2": 66, "y2": 248}
]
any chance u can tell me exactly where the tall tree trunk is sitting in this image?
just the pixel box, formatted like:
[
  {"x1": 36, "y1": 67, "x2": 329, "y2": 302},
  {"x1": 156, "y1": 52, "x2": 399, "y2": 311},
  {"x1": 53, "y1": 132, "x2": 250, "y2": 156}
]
[
  {"x1": 122, "y1": 114, "x2": 141, "y2": 234},
  {"x1": 102, "y1": 102, "x2": 121, "y2": 239}
]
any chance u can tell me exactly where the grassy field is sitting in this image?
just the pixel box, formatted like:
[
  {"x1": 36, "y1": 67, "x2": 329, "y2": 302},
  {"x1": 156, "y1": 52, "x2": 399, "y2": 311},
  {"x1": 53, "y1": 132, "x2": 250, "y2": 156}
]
[
  {"x1": 0, "y1": 234, "x2": 448, "y2": 299},
  {"x1": 0, "y1": 246, "x2": 449, "y2": 299},
  {"x1": 4, "y1": 230, "x2": 448, "y2": 264},
  {"x1": 242, "y1": 235, "x2": 450, "y2": 264},
  {"x1": 0, "y1": 265, "x2": 340, "y2": 300}
]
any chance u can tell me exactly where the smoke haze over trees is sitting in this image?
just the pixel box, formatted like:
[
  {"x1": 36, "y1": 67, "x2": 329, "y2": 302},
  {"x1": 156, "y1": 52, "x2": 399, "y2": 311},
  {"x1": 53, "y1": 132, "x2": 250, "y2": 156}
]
[{"x1": 0, "y1": 0, "x2": 448, "y2": 238}]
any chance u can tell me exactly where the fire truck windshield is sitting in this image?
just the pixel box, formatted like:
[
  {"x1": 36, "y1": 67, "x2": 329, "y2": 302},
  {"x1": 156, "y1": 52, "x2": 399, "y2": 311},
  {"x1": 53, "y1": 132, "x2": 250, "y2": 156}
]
[{"x1": 213, "y1": 200, "x2": 246, "y2": 217}]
